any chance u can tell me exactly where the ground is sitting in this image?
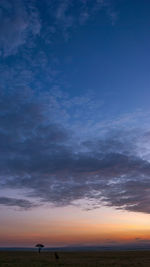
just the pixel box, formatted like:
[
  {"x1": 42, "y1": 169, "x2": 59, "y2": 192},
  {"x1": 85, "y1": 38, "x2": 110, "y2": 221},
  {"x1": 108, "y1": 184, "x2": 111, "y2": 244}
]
[{"x1": 0, "y1": 251, "x2": 150, "y2": 267}]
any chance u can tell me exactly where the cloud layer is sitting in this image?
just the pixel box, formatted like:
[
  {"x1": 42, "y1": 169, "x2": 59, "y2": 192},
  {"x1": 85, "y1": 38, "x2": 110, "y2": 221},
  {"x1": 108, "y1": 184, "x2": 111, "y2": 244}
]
[
  {"x1": 1, "y1": 88, "x2": 150, "y2": 213},
  {"x1": 0, "y1": 0, "x2": 149, "y2": 215}
]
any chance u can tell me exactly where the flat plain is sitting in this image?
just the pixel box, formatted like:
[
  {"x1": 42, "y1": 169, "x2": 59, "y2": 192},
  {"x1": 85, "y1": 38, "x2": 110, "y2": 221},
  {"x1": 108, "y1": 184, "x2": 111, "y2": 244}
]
[{"x1": 0, "y1": 251, "x2": 150, "y2": 267}]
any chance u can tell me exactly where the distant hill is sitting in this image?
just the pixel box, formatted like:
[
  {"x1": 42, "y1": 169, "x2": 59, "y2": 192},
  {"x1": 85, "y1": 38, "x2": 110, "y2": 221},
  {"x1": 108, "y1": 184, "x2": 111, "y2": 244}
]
[{"x1": 1, "y1": 243, "x2": 150, "y2": 251}]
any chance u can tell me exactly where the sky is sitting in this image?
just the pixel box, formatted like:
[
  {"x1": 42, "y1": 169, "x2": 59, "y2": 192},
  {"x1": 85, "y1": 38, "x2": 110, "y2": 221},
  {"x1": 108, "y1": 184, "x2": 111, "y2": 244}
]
[{"x1": 1, "y1": 0, "x2": 150, "y2": 248}]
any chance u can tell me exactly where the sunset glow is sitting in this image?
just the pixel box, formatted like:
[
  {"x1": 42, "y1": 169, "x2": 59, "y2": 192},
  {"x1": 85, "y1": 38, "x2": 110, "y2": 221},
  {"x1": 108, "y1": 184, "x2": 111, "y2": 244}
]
[{"x1": 1, "y1": 205, "x2": 150, "y2": 247}]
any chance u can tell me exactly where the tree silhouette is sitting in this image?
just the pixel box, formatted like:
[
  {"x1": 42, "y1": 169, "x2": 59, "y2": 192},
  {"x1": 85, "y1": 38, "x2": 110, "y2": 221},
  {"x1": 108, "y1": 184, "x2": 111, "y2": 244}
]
[{"x1": 35, "y1": 244, "x2": 44, "y2": 253}]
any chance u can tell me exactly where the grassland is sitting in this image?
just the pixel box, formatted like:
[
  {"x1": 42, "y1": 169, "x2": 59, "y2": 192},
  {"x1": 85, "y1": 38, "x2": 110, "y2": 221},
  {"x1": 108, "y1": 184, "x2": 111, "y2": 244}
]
[{"x1": 0, "y1": 251, "x2": 150, "y2": 267}]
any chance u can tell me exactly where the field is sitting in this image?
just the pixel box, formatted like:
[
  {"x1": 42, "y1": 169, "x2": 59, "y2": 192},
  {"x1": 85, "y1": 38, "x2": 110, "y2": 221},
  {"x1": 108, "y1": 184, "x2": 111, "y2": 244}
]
[{"x1": 1, "y1": 251, "x2": 150, "y2": 267}]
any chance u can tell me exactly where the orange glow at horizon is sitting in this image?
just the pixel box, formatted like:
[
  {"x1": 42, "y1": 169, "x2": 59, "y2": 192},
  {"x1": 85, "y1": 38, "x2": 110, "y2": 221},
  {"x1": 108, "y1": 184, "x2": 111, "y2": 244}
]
[{"x1": 1, "y1": 204, "x2": 150, "y2": 247}]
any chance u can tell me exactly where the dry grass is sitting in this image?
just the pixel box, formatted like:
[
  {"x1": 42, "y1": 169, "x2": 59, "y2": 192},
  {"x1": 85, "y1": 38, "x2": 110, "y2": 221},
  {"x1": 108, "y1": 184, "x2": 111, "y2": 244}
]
[{"x1": 0, "y1": 250, "x2": 150, "y2": 267}]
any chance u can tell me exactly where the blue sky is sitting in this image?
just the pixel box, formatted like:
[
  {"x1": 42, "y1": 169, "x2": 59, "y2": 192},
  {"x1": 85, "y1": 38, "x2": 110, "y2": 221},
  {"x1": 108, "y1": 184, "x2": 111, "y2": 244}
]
[{"x1": 1, "y1": 0, "x2": 150, "y2": 246}]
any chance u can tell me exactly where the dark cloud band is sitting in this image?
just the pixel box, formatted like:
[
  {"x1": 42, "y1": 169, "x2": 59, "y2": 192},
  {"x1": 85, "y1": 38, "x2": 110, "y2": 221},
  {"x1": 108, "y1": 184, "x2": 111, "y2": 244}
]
[
  {"x1": 0, "y1": 197, "x2": 35, "y2": 209},
  {"x1": 0, "y1": 88, "x2": 150, "y2": 213}
]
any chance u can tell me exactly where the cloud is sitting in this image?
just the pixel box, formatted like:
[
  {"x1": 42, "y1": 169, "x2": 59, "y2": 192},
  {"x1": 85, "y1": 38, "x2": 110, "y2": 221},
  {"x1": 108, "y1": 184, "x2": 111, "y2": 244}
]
[
  {"x1": 0, "y1": 0, "x2": 117, "y2": 56},
  {"x1": 51, "y1": 0, "x2": 117, "y2": 38},
  {"x1": 0, "y1": 197, "x2": 35, "y2": 209},
  {"x1": 1, "y1": 88, "x2": 150, "y2": 213},
  {"x1": 0, "y1": 0, "x2": 41, "y2": 56}
]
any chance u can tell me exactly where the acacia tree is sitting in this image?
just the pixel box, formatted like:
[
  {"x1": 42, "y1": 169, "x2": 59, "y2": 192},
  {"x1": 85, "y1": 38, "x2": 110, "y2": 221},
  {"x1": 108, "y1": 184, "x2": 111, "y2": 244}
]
[{"x1": 35, "y1": 244, "x2": 44, "y2": 253}]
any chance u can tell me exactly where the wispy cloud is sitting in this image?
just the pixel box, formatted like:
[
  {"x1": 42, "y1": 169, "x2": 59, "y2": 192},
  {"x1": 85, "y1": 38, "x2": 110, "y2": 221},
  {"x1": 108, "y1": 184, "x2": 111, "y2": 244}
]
[
  {"x1": 0, "y1": 0, "x2": 117, "y2": 56},
  {"x1": 52, "y1": 0, "x2": 117, "y2": 38},
  {"x1": 0, "y1": 0, "x2": 41, "y2": 57}
]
